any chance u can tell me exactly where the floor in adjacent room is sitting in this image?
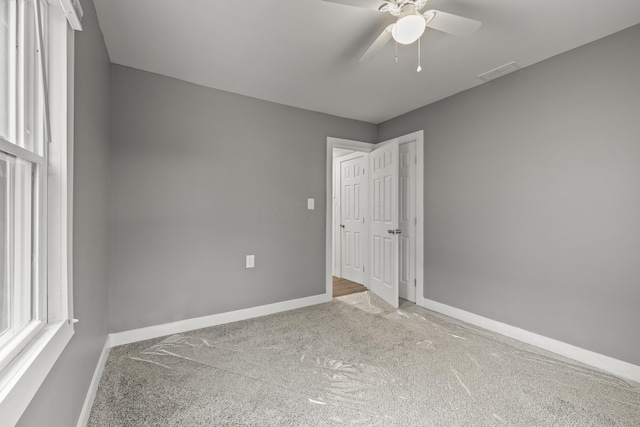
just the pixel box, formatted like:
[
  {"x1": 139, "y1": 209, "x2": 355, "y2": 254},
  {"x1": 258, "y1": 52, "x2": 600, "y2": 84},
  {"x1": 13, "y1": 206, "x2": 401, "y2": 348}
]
[
  {"x1": 88, "y1": 292, "x2": 640, "y2": 426},
  {"x1": 332, "y1": 276, "x2": 367, "y2": 298}
]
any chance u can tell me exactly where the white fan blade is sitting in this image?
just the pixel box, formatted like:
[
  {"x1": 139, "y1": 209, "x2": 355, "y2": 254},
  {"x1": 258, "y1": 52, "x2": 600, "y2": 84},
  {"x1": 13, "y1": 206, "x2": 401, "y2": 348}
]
[
  {"x1": 359, "y1": 25, "x2": 393, "y2": 62},
  {"x1": 323, "y1": 0, "x2": 390, "y2": 11},
  {"x1": 423, "y1": 10, "x2": 481, "y2": 38}
]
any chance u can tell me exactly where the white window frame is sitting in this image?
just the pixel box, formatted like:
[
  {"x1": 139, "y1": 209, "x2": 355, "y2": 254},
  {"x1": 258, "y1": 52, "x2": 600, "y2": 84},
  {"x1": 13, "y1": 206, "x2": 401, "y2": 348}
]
[{"x1": 0, "y1": 1, "x2": 75, "y2": 424}]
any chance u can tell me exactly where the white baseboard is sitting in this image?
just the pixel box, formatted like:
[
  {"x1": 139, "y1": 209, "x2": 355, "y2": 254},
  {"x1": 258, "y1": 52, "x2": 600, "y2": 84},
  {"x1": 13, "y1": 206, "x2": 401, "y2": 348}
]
[
  {"x1": 109, "y1": 293, "x2": 331, "y2": 348},
  {"x1": 76, "y1": 336, "x2": 111, "y2": 427},
  {"x1": 420, "y1": 297, "x2": 640, "y2": 383}
]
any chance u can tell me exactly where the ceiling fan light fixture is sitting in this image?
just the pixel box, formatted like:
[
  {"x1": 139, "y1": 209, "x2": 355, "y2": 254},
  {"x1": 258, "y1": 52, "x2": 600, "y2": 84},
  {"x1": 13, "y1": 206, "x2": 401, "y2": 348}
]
[{"x1": 391, "y1": 14, "x2": 426, "y2": 45}]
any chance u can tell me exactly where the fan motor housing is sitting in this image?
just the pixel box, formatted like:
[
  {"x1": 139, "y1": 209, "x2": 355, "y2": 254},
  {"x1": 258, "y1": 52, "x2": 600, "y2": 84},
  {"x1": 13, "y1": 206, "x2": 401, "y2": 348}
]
[{"x1": 384, "y1": 0, "x2": 428, "y2": 16}]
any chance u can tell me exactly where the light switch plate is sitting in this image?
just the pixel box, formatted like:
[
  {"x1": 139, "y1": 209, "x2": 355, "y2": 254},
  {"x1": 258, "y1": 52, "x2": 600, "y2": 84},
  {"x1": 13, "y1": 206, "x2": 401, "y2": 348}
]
[
  {"x1": 246, "y1": 255, "x2": 255, "y2": 269},
  {"x1": 307, "y1": 198, "x2": 314, "y2": 210}
]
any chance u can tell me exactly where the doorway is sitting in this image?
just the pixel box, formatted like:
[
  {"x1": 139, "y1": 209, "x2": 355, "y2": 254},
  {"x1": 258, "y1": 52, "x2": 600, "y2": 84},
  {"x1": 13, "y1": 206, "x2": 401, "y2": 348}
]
[
  {"x1": 332, "y1": 276, "x2": 367, "y2": 298},
  {"x1": 325, "y1": 132, "x2": 424, "y2": 308}
]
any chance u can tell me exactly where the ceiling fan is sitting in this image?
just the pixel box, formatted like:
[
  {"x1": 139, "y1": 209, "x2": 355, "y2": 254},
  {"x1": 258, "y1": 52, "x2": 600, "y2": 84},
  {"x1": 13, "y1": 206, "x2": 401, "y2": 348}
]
[{"x1": 323, "y1": 0, "x2": 482, "y2": 63}]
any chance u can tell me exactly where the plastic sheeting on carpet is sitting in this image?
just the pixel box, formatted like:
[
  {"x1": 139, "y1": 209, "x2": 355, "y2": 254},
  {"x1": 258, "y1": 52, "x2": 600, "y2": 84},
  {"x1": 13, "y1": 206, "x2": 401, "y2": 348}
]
[{"x1": 89, "y1": 292, "x2": 640, "y2": 426}]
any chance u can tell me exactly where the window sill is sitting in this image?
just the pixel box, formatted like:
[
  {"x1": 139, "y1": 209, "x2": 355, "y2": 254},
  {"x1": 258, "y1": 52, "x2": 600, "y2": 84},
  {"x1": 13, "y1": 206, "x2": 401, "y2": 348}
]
[{"x1": 0, "y1": 321, "x2": 75, "y2": 426}]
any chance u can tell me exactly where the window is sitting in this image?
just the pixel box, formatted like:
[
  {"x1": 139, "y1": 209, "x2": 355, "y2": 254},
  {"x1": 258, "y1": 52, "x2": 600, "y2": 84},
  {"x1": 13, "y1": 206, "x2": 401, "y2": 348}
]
[
  {"x1": 0, "y1": 0, "x2": 47, "y2": 375},
  {"x1": 0, "y1": 0, "x2": 76, "y2": 423}
]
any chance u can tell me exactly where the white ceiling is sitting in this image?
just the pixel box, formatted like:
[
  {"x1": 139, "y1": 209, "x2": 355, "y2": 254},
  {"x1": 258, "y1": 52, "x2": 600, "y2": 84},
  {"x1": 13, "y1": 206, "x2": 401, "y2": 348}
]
[{"x1": 93, "y1": 0, "x2": 640, "y2": 124}]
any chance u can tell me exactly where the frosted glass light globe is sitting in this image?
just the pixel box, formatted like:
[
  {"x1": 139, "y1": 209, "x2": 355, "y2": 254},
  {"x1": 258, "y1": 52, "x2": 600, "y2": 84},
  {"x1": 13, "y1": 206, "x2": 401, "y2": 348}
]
[{"x1": 391, "y1": 14, "x2": 426, "y2": 45}]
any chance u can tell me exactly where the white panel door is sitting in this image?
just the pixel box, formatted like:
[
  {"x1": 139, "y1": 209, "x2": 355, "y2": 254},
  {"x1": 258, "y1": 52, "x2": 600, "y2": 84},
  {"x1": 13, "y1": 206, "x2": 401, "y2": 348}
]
[
  {"x1": 340, "y1": 153, "x2": 367, "y2": 285},
  {"x1": 399, "y1": 142, "x2": 416, "y2": 302},
  {"x1": 369, "y1": 140, "x2": 400, "y2": 308},
  {"x1": 333, "y1": 159, "x2": 341, "y2": 277}
]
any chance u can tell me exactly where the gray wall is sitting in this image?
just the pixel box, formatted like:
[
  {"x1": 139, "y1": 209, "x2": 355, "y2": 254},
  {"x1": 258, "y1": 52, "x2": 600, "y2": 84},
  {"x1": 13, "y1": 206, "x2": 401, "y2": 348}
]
[
  {"x1": 379, "y1": 24, "x2": 640, "y2": 366},
  {"x1": 108, "y1": 66, "x2": 377, "y2": 333},
  {"x1": 18, "y1": 0, "x2": 111, "y2": 425}
]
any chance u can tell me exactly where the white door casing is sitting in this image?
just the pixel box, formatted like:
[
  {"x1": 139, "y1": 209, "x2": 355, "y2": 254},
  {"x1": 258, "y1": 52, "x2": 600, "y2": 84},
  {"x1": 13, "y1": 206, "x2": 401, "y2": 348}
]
[
  {"x1": 369, "y1": 139, "x2": 400, "y2": 308},
  {"x1": 340, "y1": 153, "x2": 368, "y2": 285},
  {"x1": 399, "y1": 142, "x2": 416, "y2": 302}
]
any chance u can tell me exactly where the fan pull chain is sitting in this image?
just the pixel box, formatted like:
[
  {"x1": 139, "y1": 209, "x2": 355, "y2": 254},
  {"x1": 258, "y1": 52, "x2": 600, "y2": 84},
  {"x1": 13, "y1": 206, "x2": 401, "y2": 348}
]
[
  {"x1": 395, "y1": 39, "x2": 398, "y2": 64},
  {"x1": 417, "y1": 38, "x2": 422, "y2": 72}
]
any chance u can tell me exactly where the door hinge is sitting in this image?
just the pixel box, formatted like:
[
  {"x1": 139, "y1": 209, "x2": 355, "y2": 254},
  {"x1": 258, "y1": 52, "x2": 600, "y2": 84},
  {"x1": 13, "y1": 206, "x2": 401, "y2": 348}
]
[
  {"x1": 415, "y1": 156, "x2": 417, "y2": 164},
  {"x1": 414, "y1": 279, "x2": 416, "y2": 287},
  {"x1": 414, "y1": 217, "x2": 417, "y2": 226},
  {"x1": 363, "y1": 266, "x2": 365, "y2": 272}
]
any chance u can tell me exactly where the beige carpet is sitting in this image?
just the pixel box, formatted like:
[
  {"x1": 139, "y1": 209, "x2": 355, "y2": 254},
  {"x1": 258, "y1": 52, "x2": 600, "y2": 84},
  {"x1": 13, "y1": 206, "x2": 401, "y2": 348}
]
[{"x1": 89, "y1": 292, "x2": 640, "y2": 426}]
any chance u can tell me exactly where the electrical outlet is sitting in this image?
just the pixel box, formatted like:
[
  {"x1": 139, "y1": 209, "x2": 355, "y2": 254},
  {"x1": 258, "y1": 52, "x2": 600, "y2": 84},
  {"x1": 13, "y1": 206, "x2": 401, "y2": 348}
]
[
  {"x1": 246, "y1": 255, "x2": 255, "y2": 269},
  {"x1": 307, "y1": 198, "x2": 314, "y2": 210}
]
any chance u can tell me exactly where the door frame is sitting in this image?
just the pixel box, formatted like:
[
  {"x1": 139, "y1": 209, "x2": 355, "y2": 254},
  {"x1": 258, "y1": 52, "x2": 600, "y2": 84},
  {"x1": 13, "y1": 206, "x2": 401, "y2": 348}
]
[{"x1": 325, "y1": 131, "x2": 425, "y2": 308}]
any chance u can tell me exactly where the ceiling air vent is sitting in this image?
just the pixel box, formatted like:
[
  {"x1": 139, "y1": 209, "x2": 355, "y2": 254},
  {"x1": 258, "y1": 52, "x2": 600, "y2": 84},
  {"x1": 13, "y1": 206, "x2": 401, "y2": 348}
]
[{"x1": 477, "y1": 61, "x2": 520, "y2": 82}]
